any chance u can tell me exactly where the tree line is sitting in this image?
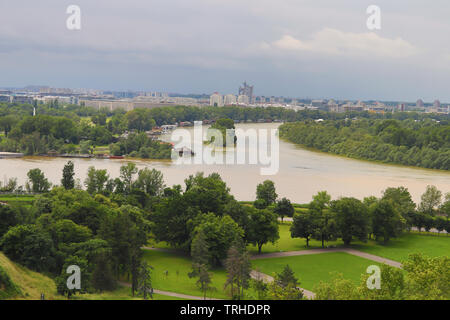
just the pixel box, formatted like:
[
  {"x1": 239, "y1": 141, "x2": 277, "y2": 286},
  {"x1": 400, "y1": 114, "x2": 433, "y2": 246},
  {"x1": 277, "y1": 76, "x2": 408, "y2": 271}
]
[{"x1": 279, "y1": 118, "x2": 450, "y2": 170}]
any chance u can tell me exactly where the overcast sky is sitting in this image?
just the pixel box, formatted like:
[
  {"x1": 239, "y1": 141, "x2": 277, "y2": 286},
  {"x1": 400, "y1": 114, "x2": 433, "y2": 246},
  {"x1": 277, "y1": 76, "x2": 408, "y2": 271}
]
[{"x1": 1, "y1": 0, "x2": 450, "y2": 102}]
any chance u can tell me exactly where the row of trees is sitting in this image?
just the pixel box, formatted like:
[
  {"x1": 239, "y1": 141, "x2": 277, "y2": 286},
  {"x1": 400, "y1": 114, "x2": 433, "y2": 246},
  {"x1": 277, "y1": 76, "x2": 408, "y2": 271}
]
[
  {"x1": 291, "y1": 186, "x2": 450, "y2": 247},
  {"x1": 279, "y1": 118, "x2": 450, "y2": 170}
]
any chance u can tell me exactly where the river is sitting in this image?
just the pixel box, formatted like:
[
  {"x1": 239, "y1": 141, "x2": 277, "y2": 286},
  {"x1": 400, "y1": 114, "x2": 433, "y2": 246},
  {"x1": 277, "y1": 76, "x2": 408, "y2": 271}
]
[{"x1": 0, "y1": 123, "x2": 448, "y2": 203}]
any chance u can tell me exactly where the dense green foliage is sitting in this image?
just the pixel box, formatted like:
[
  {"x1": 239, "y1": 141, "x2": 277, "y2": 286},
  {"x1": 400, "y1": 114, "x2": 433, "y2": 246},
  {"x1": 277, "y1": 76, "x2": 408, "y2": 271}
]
[
  {"x1": 314, "y1": 254, "x2": 449, "y2": 300},
  {"x1": 279, "y1": 118, "x2": 450, "y2": 170}
]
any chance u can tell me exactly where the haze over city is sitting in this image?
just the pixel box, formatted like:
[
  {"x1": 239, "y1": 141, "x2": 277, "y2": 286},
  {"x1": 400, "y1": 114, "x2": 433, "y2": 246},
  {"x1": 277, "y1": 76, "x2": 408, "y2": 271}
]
[{"x1": 1, "y1": 0, "x2": 450, "y2": 101}]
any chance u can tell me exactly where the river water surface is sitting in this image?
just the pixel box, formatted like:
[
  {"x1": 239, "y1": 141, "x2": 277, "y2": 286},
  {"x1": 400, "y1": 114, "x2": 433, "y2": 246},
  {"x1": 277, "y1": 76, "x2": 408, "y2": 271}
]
[{"x1": 0, "y1": 123, "x2": 448, "y2": 203}]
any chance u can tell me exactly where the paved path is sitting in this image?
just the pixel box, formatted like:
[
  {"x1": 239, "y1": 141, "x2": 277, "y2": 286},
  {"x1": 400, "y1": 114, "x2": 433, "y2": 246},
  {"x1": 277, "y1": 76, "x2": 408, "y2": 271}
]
[
  {"x1": 118, "y1": 281, "x2": 222, "y2": 300},
  {"x1": 251, "y1": 247, "x2": 402, "y2": 268},
  {"x1": 250, "y1": 270, "x2": 316, "y2": 300}
]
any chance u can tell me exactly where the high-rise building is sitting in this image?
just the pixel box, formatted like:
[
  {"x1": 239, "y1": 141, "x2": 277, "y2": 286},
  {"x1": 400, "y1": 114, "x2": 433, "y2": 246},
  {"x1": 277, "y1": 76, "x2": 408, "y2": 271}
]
[
  {"x1": 237, "y1": 95, "x2": 250, "y2": 105},
  {"x1": 238, "y1": 81, "x2": 253, "y2": 103},
  {"x1": 433, "y1": 100, "x2": 441, "y2": 109},
  {"x1": 416, "y1": 99, "x2": 424, "y2": 108},
  {"x1": 223, "y1": 94, "x2": 237, "y2": 105},
  {"x1": 209, "y1": 92, "x2": 223, "y2": 107}
]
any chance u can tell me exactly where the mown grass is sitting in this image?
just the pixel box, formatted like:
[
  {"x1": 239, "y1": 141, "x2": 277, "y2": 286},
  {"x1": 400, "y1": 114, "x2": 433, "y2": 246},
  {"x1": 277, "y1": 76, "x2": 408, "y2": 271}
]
[
  {"x1": 141, "y1": 249, "x2": 257, "y2": 300},
  {"x1": 252, "y1": 252, "x2": 380, "y2": 291},
  {"x1": 0, "y1": 252, "x2": 62, "y2": 300},
  {"x1": 352, "y1": 233, "x2": 450, "y2": 262}
]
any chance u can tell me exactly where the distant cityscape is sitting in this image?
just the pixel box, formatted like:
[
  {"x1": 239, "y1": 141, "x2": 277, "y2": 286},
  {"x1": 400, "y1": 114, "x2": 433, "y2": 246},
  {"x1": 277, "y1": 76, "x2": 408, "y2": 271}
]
[{"x1": 0, "y1": 82, "x2": 449, "y2": 115}]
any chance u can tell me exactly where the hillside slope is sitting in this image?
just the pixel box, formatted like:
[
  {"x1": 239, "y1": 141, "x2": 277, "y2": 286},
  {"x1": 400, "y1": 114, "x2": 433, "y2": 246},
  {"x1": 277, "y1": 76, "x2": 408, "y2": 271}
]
[{"x1": 0, "y1": 252, "x2": 62, "y2": 300}]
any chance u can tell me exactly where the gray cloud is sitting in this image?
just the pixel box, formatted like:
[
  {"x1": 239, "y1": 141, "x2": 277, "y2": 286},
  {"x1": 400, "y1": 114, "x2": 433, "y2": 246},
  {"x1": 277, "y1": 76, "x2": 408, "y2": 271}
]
[{"x1": 0, "y1": 0, "x2": 449, "y2": 101}]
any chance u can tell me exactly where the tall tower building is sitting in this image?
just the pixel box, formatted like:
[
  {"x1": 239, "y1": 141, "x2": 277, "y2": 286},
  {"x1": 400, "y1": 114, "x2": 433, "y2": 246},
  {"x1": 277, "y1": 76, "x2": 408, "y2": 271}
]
[
  {"x1": 416, "y1": 99, "x2": 424, "y2": 108},
  {"x1": 209, "y1": 92, "x2": 223, "y2": 107},
  {"x1": 433, "y1": 100, "x2": 441, "y2": 109},
  {"x1": 238, "y1": 82, "x2": 254, "y2": 104},
  {"x1": 224, "y1": 94, "x2": 237, "y2": 105}
]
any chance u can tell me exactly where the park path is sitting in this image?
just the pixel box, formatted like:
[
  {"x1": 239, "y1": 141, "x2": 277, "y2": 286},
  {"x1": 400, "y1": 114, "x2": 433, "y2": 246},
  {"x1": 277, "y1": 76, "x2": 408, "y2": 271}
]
[
  {"x1": 118, "y1": 281, "x2": 222, "y2": 300},
  {"x1": 250, "y1": 247, "x2": 402, "y2": 268}
]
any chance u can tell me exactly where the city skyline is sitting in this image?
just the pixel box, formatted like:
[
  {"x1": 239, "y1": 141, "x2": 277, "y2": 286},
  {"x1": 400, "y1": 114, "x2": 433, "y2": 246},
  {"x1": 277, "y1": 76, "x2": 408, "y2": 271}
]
[{"x1": 1, "y1": 1, "x2": 450, "y2": 101}]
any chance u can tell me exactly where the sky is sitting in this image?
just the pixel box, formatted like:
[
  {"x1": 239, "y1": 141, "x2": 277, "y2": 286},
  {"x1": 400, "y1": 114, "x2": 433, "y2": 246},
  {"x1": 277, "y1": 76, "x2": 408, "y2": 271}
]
[{"x1": 1, "y1": 0, "x2": 450, "y2": 102}]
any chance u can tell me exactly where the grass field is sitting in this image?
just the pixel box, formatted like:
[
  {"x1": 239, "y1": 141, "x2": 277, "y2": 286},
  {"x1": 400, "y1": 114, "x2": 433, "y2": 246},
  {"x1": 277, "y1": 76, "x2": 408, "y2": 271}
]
[
  {"x1": 141, "y1": 249, "x2": 257, "y2": 300},
  {"x1": 252, "y1": 252, "x2": 380, "y2": 291},
  {"x1": 0, "y1": 251, "x2": 62, "y2": 300},
  {"x1": 353, "y1": 233, "x2": 450, "y2": 262}
]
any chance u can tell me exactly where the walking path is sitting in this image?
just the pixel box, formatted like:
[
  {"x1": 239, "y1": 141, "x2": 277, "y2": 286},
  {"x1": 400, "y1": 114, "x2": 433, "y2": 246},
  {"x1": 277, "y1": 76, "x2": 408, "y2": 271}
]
[
  {"x1": 250, "y1": 247, "x2": 402, "y2": 268},
  {"x1": 118, "y1": 281, "x2": 222, "y2": 300}
]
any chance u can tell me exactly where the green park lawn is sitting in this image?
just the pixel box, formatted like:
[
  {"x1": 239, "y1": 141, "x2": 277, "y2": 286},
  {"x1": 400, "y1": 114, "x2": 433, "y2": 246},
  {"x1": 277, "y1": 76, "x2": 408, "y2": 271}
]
[
  {"x1": 141, "y1": 249, "x2": 257, "y2": 300},
  {"x1": 352, "y1": 233, "x2": 450, "y2": 262},
  {"x1": 252, "y1": 252, "x2": 380, "y2": 291}
]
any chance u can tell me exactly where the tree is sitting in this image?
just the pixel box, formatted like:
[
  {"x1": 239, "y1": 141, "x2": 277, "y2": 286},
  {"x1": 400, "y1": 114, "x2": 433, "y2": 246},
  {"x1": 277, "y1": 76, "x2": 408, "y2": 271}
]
[
  {"x1": 371, "y1": 199, "x2": 405, "y2": 243},
  {"x1": 137, "y1": 261, "x2": 154, "y2": 300},
  {"x1": 61, "y1": 161, "x2": 75, "y2": 190},
  {"x1": 120, "y1": 163, "x2": 138, "y2": 194},
  {"x1": 290, "y1": 212, "x2": 315, "y2": 247},
  {"x1": 190, "y1": 229, "x2": 211, "y2": 268},
  {"x1": 256, "y1": 180, "x2": 277, "y2": 207},
  {"x1": 402, "y1": 254, "x2": 449, "y2": 300},
  {"x1": 382, "y1": 187, "x2": 416, "y2": 229},
  {"x1": 357, "y1": 265, "x2": 405, "y2": 300},
  {"x1": 435, "y1": 216, "x2": 447, "y2": 235},
  {"x1": 98, "y1": 205, "x2": 149, "y2": 294},
  {"x1": 135, "y1": 168, "x2": 165, "y2": 196},
  {"x1": 276, "y1": 265, "x2": 299, "y2": 288},
  {"x1": 0, "y1": 206, "x2": 21, "y2": 238},
  {"x1": 439, "y1": 192, "x2": 450, "y2": 220},
  {"x1": 26, "y1": 168, "x2": 51, "y2": 193},
  {"x1": 188, "y1": 230, "x2": 215, "y2": 299},
  {"x1": 91, "y1": 252, "x2": 117, "y2": 292},
  {"x1": 192, "y1": 213, "x2": 244, "y2": 266},
  {"x1": 251, "y1": 270, "x2": 268, "y2": 300},
  {"x1": 49, "y1": 219, "x2": 92, "y2": 247},
  {"x1": 267, "y1": 266, "x2": 303, "y2": 300},
  {"x1": 309, "y1": 191, "x2": 336, "y2": 248},
  {"x1": 84, "y1": 167, "x2": 109, "y2": 194},
  {"x1": 0, "y1": 224, "x2": 56, "y2": 273},
  {"x1": 56, "y1": 256, "x2": 90, "y2": 298},
  {"x1": 247, "y1": 207, "x2": 279, "y2": 254},
  {"x1": 418, "y1": 185, "x2": 442, "y2": 216},
  {"x1": 314, "y1": 273, "x2": 360, "y2": 300},
  {"x1": 224, "y1": 244, "x2": 252, "y2": 300},
  {"x1": 332, "y1": 197, "x2": 369, "y2": 245},
  {"x1": 196, "y1": 264, "x2": 214, "y2": 300},
  {"x1": 274, "y1": 198, "x2": 294, "y2": 222}
]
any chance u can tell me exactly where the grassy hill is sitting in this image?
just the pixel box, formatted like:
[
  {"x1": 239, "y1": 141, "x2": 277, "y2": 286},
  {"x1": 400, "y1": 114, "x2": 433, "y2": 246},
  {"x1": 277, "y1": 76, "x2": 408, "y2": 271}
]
[{"x1": 0, "y1": 252, "x2": 61, "y2": 300}]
